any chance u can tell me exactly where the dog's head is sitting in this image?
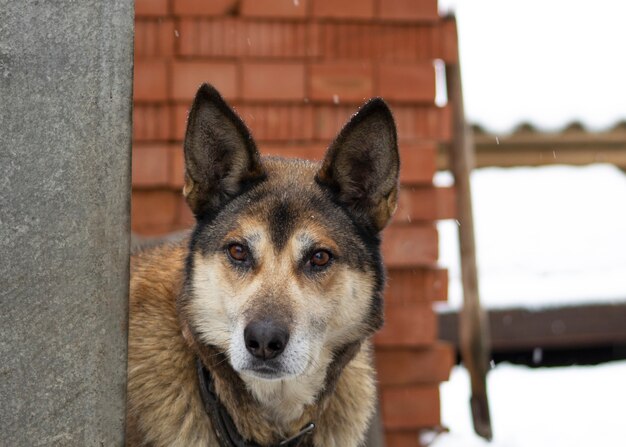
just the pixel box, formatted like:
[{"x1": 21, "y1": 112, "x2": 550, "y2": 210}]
[{"x1": 178, "y1": 84, "x2": 399, "y2": 383}]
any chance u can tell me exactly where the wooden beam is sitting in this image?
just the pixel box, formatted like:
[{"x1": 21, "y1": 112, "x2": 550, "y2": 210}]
[
  {"x1": 439, "y1": 303, "x2": 626, "y2": 351},
  {"x1": 444, "y1": 15, "x2": 493, "y2": 441},
  {"x1": 438, "y1": 129, "x2": 626, "y2": 170}
]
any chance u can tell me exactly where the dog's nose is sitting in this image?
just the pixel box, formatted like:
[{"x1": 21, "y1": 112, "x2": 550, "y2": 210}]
[{"x1": 244, "y1": 319, "x2": 289, "y2": 360}]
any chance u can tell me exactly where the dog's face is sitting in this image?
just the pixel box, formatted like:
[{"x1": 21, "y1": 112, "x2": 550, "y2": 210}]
[{"x1": 178, "y1": 84, "x2": 399, "y2": 383}]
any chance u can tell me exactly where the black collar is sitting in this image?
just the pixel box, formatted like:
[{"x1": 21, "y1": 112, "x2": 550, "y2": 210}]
[{"x1": 196, "y1": 358, "x2": 316, "y2": 447}]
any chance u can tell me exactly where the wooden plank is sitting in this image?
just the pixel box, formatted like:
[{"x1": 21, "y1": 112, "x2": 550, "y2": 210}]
[
  {"x1": 438, "y1": 129, "x2": 626, "y2": 170},
  {"x1": 439, "y1": 303, "x2": 626, "y2": 351},
  {"x1": 444, "y1": 18, "x2": 492, "y2": 441}
]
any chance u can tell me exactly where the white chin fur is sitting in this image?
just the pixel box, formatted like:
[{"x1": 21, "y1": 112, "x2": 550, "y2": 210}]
[{"x1": 240, "y1": 369, "x2": 291, "y2": 382}]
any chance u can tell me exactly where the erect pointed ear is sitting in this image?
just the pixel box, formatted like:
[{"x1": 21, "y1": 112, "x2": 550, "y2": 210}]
[
  {"x1": 183, "y1": 83, "x2": 265, "y2": 218},
  {"x1": 316, "y1": 98, "x2": 400, "y2": 232}
]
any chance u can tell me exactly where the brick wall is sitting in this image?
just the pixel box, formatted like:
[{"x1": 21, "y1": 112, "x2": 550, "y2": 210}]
[{"x1": 133, "y1": 1, "x2": 458, "y2": 445}]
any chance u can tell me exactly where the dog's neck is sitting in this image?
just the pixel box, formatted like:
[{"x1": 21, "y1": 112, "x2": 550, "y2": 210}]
[
  {"x1": 238, "y1": 347, "x2": 332, "y2": 427},
  {"x1": 183, "y1": 321, "x2": 362, "y2": 444}
]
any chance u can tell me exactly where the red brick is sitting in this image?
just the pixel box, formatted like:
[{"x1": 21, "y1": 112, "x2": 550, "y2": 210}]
[
  {"x1": 309, "y1": 63, "x2": 374, "y2": 103},
  {"x1": 131, "y1": 190, "x2": 179, "y2": 232},
  {"x1": 441, "y1": 105, "x2": 452, "y2": 141},
  {"x1": 236, "y1": 104, "x2": 314, "y2": 142},
  {"x1": 393, "y1": 107, "x2": 421, "y2": 142},
  {"x1": 313, "y1": 0, "x2": 374, "y2": 19},
  {"x1": 386, "y1": 268, "x2": 448, "y2": 304},
  {"x1": 312, "y1": 104, "x2": 451, "y2": 146},
  {"x1": 378, "y1": 64, "x2": 436, "y2": 103},
  {"x1": 132, "y1": 144, "x2": 171, "y2": 188},
  {"x1": 172, "y1": 0, "x2": 238, "y2": 16},
  {"x1": 439, "y1": 18, "x2": 459, "y2": 64},
  {"x1": 135, "y1": 0, "x2": 169, "y2": 17},
  {"x1": 316, "y1": 23, "x2": 445, "y2": 63},
  {"x1": 171, "y1": 61, "x2": 238, "y2": 101},
  {"x1": 133, "y1": 104, "x2": 173, "y2": 141},
  {"x1": 376, "y1": 0, "x2": 439, "y2": 22},
  {"x1": 393, "y1": 106, "x2": 451, "y2": 142},
  {"x1": 169, "y1": 145, "x2": 185, "y2": 188},
  {"x1": 173, "y1": 104, "x2": 190, "y2": 142},
  {"x1": 261, "y1": 144, "x2": 434, "y2": 174},
  {"x1": 176, "y1": 195, "x2": 195, "y2": 228},
  {"x1": 241, "y1": 63, "x2": 305, "y2": 101},
  {"x1": 261, "y1": 144, "x2": 327, "y2": 161},
  {"x1": 394, "y1": 187, "x2": 456, "y2": 223},
  {"x1": 398, "y1": 143, "x2": 436, "y2": 184},
  {"x1": 381, "y1": 385, "x2": 440, "y2": 429},
  {"x1": 175, "y1": 19, "x2": 198, "y2": 57},
  {"x1": 242, "y1": 21, "x2": 310, "y2": 58},
  {"x1": 174, "y1": 104, "x2": 316, "y2": 144},
  {"x1": 258, "y1": 143, "x2": 436, "y2": 179},
  {"x1": 313, "y1": 105, "x2": 353, "y2": 141},
  {"x1": 241, "y1": 0, "x2": 309, "y2": 19},
  {"x1": 375, "y1": 302, "x2": 436, "y2": 347},
  {"x1": 382, "y1": 225, "x2": 438, "y2": 268},
  {"x1": 190, "y1": 18, "x2": 238, "y2": 57},
  {"x1": 307, "y1": 22, "x2": 322, "y2": 58},
  {"x1": 315, "y1": 23, "x2": 372, "y2": 61},
  {"x1": 134, "y1": 60, "x2": 168, "y2": 102},
  {"x1": 375, "y1": 343, "x2": 455, "y2": 386},
  {"x1": 177, "y1": 19, "x2": 310, "y2": 59},
  {"x1": 135, "y1": 19, "x2": 176, "y2": 58},
  {"x1": 314, "y1": 104, "x2": 448, "y2": 143},
  {"x1": 437, "y1": 187, "x2": 457, "y2": 219},
  {"x1": 384, "y1": 431, "x2": 422, "y2": 447}
]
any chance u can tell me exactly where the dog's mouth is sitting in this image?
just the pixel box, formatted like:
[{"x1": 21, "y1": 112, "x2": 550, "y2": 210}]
[{"x1": 241, "y1": 360, "x2": 289, "y2": 380}]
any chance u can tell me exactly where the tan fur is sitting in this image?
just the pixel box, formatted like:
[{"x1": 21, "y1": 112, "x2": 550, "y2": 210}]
[
  {"x1": 126, "y1": 240, "x2": 378, "y2": 447},
  {"x1": 127, "y1": 85, "x2": 397, "y2": 447},
  {"x1": 127, "y1": 243, "x2": 215, "y2": 446}
]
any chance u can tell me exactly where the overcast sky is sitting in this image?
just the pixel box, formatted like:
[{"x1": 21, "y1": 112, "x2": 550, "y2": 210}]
[{"x1": 438, "y1": 0, "x2": 626, "y2": 133}]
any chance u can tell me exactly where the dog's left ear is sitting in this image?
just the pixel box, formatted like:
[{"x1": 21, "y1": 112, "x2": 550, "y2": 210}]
[
  {"x1": 183, "y1": 83, "x2": 265, "y2": 218},
  {"x1": 316, "y1": 98, "x2": 399, "y2": 232}
]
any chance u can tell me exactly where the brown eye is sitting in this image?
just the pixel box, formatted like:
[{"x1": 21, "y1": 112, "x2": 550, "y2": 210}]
[
  {"x1": 310, "y1": 250, "x2": 331, "y2": 268},
  {"x1": 228, "y1": 244, "x2": 248, "y2": 262}
]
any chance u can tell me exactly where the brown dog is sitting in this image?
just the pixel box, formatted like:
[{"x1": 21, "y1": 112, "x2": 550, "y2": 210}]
[{"x1": 126, "y1": 84, "x2": 399, "y2": 446}]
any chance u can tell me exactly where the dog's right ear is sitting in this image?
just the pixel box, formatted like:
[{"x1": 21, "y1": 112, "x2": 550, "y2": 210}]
[
  {"x1": 316, "y1": 98, "x2": 399, "y2": 232},
  {"x1": 183, "y1": 83, "x2": 265, "y2": 218}
]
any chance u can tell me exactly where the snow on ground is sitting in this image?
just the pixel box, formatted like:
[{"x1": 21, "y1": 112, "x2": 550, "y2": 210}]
[
  {"x1": 435, "y1": 163, "x2": 626, "y2": 310},
  {"x1": 430, "y1": 164, "x2": 626, "y2": 446},
  {"x1": 431, "y1": 361, "x2": 626, "y2": 447}
]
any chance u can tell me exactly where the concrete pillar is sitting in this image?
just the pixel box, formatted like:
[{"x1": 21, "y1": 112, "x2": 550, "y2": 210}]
[{"x1": 0, "y1": 1, "x2": 133, "y2": 445}]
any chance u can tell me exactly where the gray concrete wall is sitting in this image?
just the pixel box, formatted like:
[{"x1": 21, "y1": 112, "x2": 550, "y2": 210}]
[{"x1": 0, "y1": 1, "x2": 133, "y2": 445}]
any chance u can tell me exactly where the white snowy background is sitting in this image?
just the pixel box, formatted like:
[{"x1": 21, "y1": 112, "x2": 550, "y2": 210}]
[
  {"x1": 436, "y1": 164, "x2": 626, "y2": 310},
  {"x1": 427, "y1": 1, "x2": 626, "y2": 445},
  {"x1": 432, "y1": 165, "x2": 626, "y2": 447},
  {"x1": 438, "y1": 0, "x2": 626, "y2": 133}
]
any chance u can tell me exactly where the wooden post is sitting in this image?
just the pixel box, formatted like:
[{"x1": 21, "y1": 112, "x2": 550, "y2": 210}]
[{"x1": 444, "y1": 16, "x2": 493, "y2": 441}]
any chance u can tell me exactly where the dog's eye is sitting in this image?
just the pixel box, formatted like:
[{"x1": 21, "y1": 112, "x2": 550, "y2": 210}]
[
  {"x1": 309, "y1": 250, "x2": 331, "y2": 268},
  {"x1": 227, "y1": 243, "x2": 248, "y2": 262}
]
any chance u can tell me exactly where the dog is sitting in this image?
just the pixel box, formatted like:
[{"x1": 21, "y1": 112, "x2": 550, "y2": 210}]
[{"x1": 126, "y1": 84, "x2": 399, "y2": 447}]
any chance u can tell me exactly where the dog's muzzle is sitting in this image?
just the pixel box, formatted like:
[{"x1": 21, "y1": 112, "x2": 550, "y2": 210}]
[{"x1": 244, "y1": 319, "x2": 290, "y2": 361}]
